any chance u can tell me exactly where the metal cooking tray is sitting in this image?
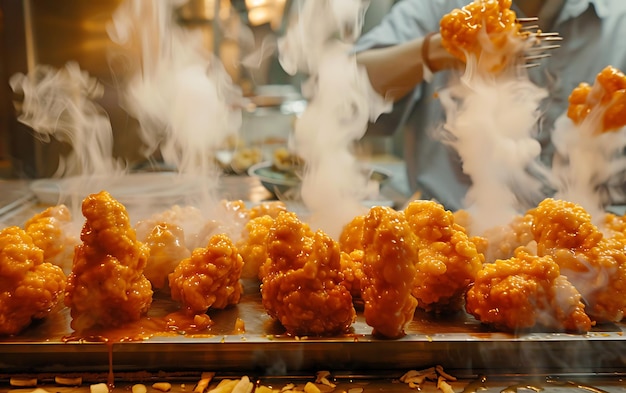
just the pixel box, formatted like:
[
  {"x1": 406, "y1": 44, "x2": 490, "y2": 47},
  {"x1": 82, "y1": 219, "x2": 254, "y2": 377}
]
[{"x1": 2, "y1": 279, "x2": 626, "y2": 376}]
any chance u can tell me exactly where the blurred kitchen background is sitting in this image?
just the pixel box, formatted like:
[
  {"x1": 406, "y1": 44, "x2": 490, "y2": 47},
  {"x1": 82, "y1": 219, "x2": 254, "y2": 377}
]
[{"x1": 0, "y1": 0, "x2": 401, "y2": 180}]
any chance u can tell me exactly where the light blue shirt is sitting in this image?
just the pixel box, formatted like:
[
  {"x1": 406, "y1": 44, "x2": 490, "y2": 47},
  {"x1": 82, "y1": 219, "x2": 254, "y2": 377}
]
[{"x1": 356, "y1": 0, "x2": 626, "y2": 211}]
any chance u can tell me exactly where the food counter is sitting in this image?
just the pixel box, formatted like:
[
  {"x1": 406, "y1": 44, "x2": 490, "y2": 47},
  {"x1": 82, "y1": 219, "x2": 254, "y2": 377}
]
[{"x1": 2, "y1": 173, "x2": 626, "y2": 393}]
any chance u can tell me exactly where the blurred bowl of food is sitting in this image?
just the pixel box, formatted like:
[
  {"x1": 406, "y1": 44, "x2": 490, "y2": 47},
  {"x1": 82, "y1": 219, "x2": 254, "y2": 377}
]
[{"x1": 248, "y1": 160, "x2": 392, "y2": 199}]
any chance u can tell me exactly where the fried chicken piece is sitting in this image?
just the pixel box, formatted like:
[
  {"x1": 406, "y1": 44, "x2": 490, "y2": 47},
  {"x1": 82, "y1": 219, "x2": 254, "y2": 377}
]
[
  {"x1": 141, "y1": 223, "x2": 191, "y2": 291},
  {"x1": 261, "y1": 211, "x2": 355, "y2": 336},
  {"x1": 479, "y1": 213, "x2": 534, "y2": 262},
  {"x1": 340, "y1": 250, "x2": 364, "y2": 299},
  {"x1": 238, "y1": 215, "x2": 274, "y2": 280},
  {"x1": 439, "y1": 0, "x2": 526, "y2": 72},
  {"x1": 169, "y1": 233, "x2": 243, "y2": 315},
  {"x1": 360, "y1": 206, "x2": 418, "y2": 338},
  {"x1": 23, "y1": 204, "x2": 78, "y2": 274},
  {"x1": 466, "y1": 247, "x2": 592, "y2": 332},
  {"x1": 135, "y1": 205, "x2": 220, "y2": 251},
  {"x1": 529, "y1": 198, "x2": 626, "y2": 322},
  {"x1": 248, "y1": 201, "x2": 287, "y2": 220},
  {"x1": 568, "y1": 65, "x2": 626, "y2": 133},
  {"x1": 0, "y1": 226, "x2": 66, "y2": 335},
  {"x1": 64, "y1": 191, "x2": 153, "y2": 332},
  {"x1": 338, "y1": 214, "x2": 365, "y2": 253},
  {"x1": 404, "y1": 200, "x2": 484, "y2": 312}
]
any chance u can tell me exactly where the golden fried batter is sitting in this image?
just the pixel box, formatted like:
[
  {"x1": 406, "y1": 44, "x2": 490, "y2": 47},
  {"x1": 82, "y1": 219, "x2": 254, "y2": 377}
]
[
  {"x1": 169, "y1": 233, "x2": 243, "y2": 315},
  {"x1": 142, "y1": 223, "x2": 191, "y2": 291},
  {"x1": 248, "y1": 201, "x2": 288, "y2": 220},
  {"x1": 0, "y1": 226, "x2": 66, "y2": 335},
  {"x1": 261, "y1": 211, "x2": 355, "y2": 336},
  {"x1": 568, "y1": 65, "x2": 626, "y2": 133},
  {"x1": 24, "y1": 204, "x2": 78, "y2": 274},
  {"x1": 238, "y1": 215, "x2": 274, "y2": 280},
  {"x1": 338, "y1": 214, "x2": 365, "y2": 254},
  {"x1": 439, "y1": 0, "x2": 525, "y2": 72},
  {"x1": 529, "y1": 198, "x2": 626, "y2": 322},
  {"x1": 466, "y1": 247, "x2": 592, "y2": 332},
  {"x1": 360, "y1": 206, "x2": 418, "y2": 338},
  {"x1": 65, "y1": 191, "x2": 153, "y2": 332},
  {"x1": 404, "y1": 200, "x2": 484, "y2": 312}
]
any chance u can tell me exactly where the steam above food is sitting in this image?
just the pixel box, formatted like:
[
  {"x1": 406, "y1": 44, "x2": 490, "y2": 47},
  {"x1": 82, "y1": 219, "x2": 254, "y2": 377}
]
[
  {"x1": 437, "y1": 0, "x2": 549, "y2": 235},
  {"x1": 278, "y1": 0, "x2": 391, "y2": 239},
  {"x1": 9, "y1": 62, "x2": 123, "y2": 178},
  {"x1": 552, "y1": 66, "x2": 626, "y2": 218}
]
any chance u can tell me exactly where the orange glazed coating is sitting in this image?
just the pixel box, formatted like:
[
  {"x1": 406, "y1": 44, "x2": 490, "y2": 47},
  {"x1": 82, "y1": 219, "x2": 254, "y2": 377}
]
[
  {"x1": 0, "y1": 226, "x2": 66, "y2": 335},
  {"x1": 338, "y1": 214, "x2": 365, "y2": 253},
  {"x1": 260, "y1": 211, "x2": 355, "y2": 336},
  {"x1": 529, "y1": 198, "x2": 603, "y2": 254},
  {"x1": 64, "y1": 191, "x2": 153, "y2": 332},
  {"x1": 404, "y1": 200, "x2": 484, "y2": 312},
  {"x1": 529, "y1": 198, "x2": 626, "y2": 322},
  {"x1": 169, "y1": 233, "x2": 243, "y2": 315},
  {"x1": 23, "y1": 204, "x2": 77, "y2": 272},
  {"x1": 466, "y1": 247, "x2": 592, "y2": 332},
  {"x1": 568, "y1": 66, "x2": 626, "y2": 132},
  {"x1": 238, "y1": 215, "x2": 275, "y2": 280},
  {"x1": 142, "y1": 222, "x2": 191, "y2": 291},
  {"x1": 360, "y1": 206, "x2": 418, "y2": 338},
  {"x1": 247, "y1": 201, "x2": 287, "y2": 220},
  {"x1": 439, "y1": 0, "x2": 524, "y2": 71}
]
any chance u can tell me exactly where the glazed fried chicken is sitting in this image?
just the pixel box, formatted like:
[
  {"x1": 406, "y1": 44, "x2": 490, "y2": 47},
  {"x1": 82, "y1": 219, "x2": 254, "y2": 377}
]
[
  {"x1": 404, "y1": 201, "x2": 484, "y2": 312},
  {"x1": 238, "y1": 215, "x2": 274, "y2": 280},
  {"x1": 568, "y1": 65, "x2": 626, "y2": 133},
  {"x1": 64, "y1": 191, "x2": 153, "y2": 332},
  {"x1": 0, "y1": 226, "x2": 66, "y2": 335},
  {"x1": 529, "y1": 198, "x2": 626, "y2": 322},
  {"x1": 439, "y1": 0, "x2": 526, "y2": 72},
  {"x1": 24, "y1": 204, "x2": 78, "y2": 274},
  {"x1": 261, "y1": 211, "x2": 355, "y2": 336},
  {"x1": 360, "y1": 206, "x2": 418, "y2": 338},
  {"x1": 141, "y1": 223, "x2": 191, "y2": 291},
  {"x1": 169, "y1": 233, "x2": 243, "y2": 315},
  {"x1": 466, "y1": 247, "x2": 592, "y2": 332}
]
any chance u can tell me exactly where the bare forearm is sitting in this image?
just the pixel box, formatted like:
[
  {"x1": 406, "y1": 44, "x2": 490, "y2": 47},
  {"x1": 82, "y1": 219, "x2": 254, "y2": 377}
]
[{"x1": 355, "y1": 33, "x2": 459, "y2": 102}]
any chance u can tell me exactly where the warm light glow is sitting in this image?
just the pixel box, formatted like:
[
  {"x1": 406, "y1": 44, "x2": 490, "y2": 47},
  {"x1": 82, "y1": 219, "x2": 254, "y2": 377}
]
[{"x1": 245, "y1": 0, "x2": 286, "y2": 28}]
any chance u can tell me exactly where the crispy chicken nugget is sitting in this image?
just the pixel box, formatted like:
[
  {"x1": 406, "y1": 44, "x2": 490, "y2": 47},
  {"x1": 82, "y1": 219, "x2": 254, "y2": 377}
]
[
  {"x1": 439, "y1": 0, "x2": 526, "y2": 72},
  {"x1": 0, "y1": 226, "x2": 66, "y2": 335},
  {"x1": 404, "y1": 200, "x2": 484, "y2": 312},
  {"x1": 261, "y1": 211, "x2": 355, "y2": 336},
  {"x1": 65, "y1": 191, "x2": 152, "y2": 332},
  {"x1": 360, "y1": 206, "x2": 418, "y2": 338},
  {"x1": 529, "y1": 198, "x2": 626, "y2": 322},
  {"x1": 169, "y1": 233, "x2": 243, "y2": 315},
  {"x1": 466, "y1": 247, "x2": 592, "y2": 332}
]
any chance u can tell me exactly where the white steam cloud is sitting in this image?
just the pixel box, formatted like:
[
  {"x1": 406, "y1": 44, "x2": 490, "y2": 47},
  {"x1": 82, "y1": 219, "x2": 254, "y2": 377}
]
[
  {"x1": 107, "y1": 0, "x2": 242, "y2": 179},
  {"x1": 278, "y1": 0, "x2": 391, "y2": 239},
  {"x1": 551, "y1": 109, "x2": 626, "y2": 222},
  {"x1": 9, "y1": 61, "x2": 122, "y2": 178},
  {"x1": 437, "y1": 57, "x2": 549, "y2": 235}
]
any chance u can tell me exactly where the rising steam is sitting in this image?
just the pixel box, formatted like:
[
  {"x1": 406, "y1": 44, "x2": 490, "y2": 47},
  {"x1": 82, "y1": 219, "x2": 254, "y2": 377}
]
[
  {"x1": 551, "y1": 106, "x2": 626, "y2": 223},
  {"x1": 9, "y1": 61, "x2": 122, "y2": 178},
  {"x1": 437, "y1": 54, "x2": 549, "y2": 235},
  {"x1": 278, "y1": 0, "x2": 391, "y2": 239},
  {"x1": 107, "y1": 0, "x2": 243, "y2": 179}
]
